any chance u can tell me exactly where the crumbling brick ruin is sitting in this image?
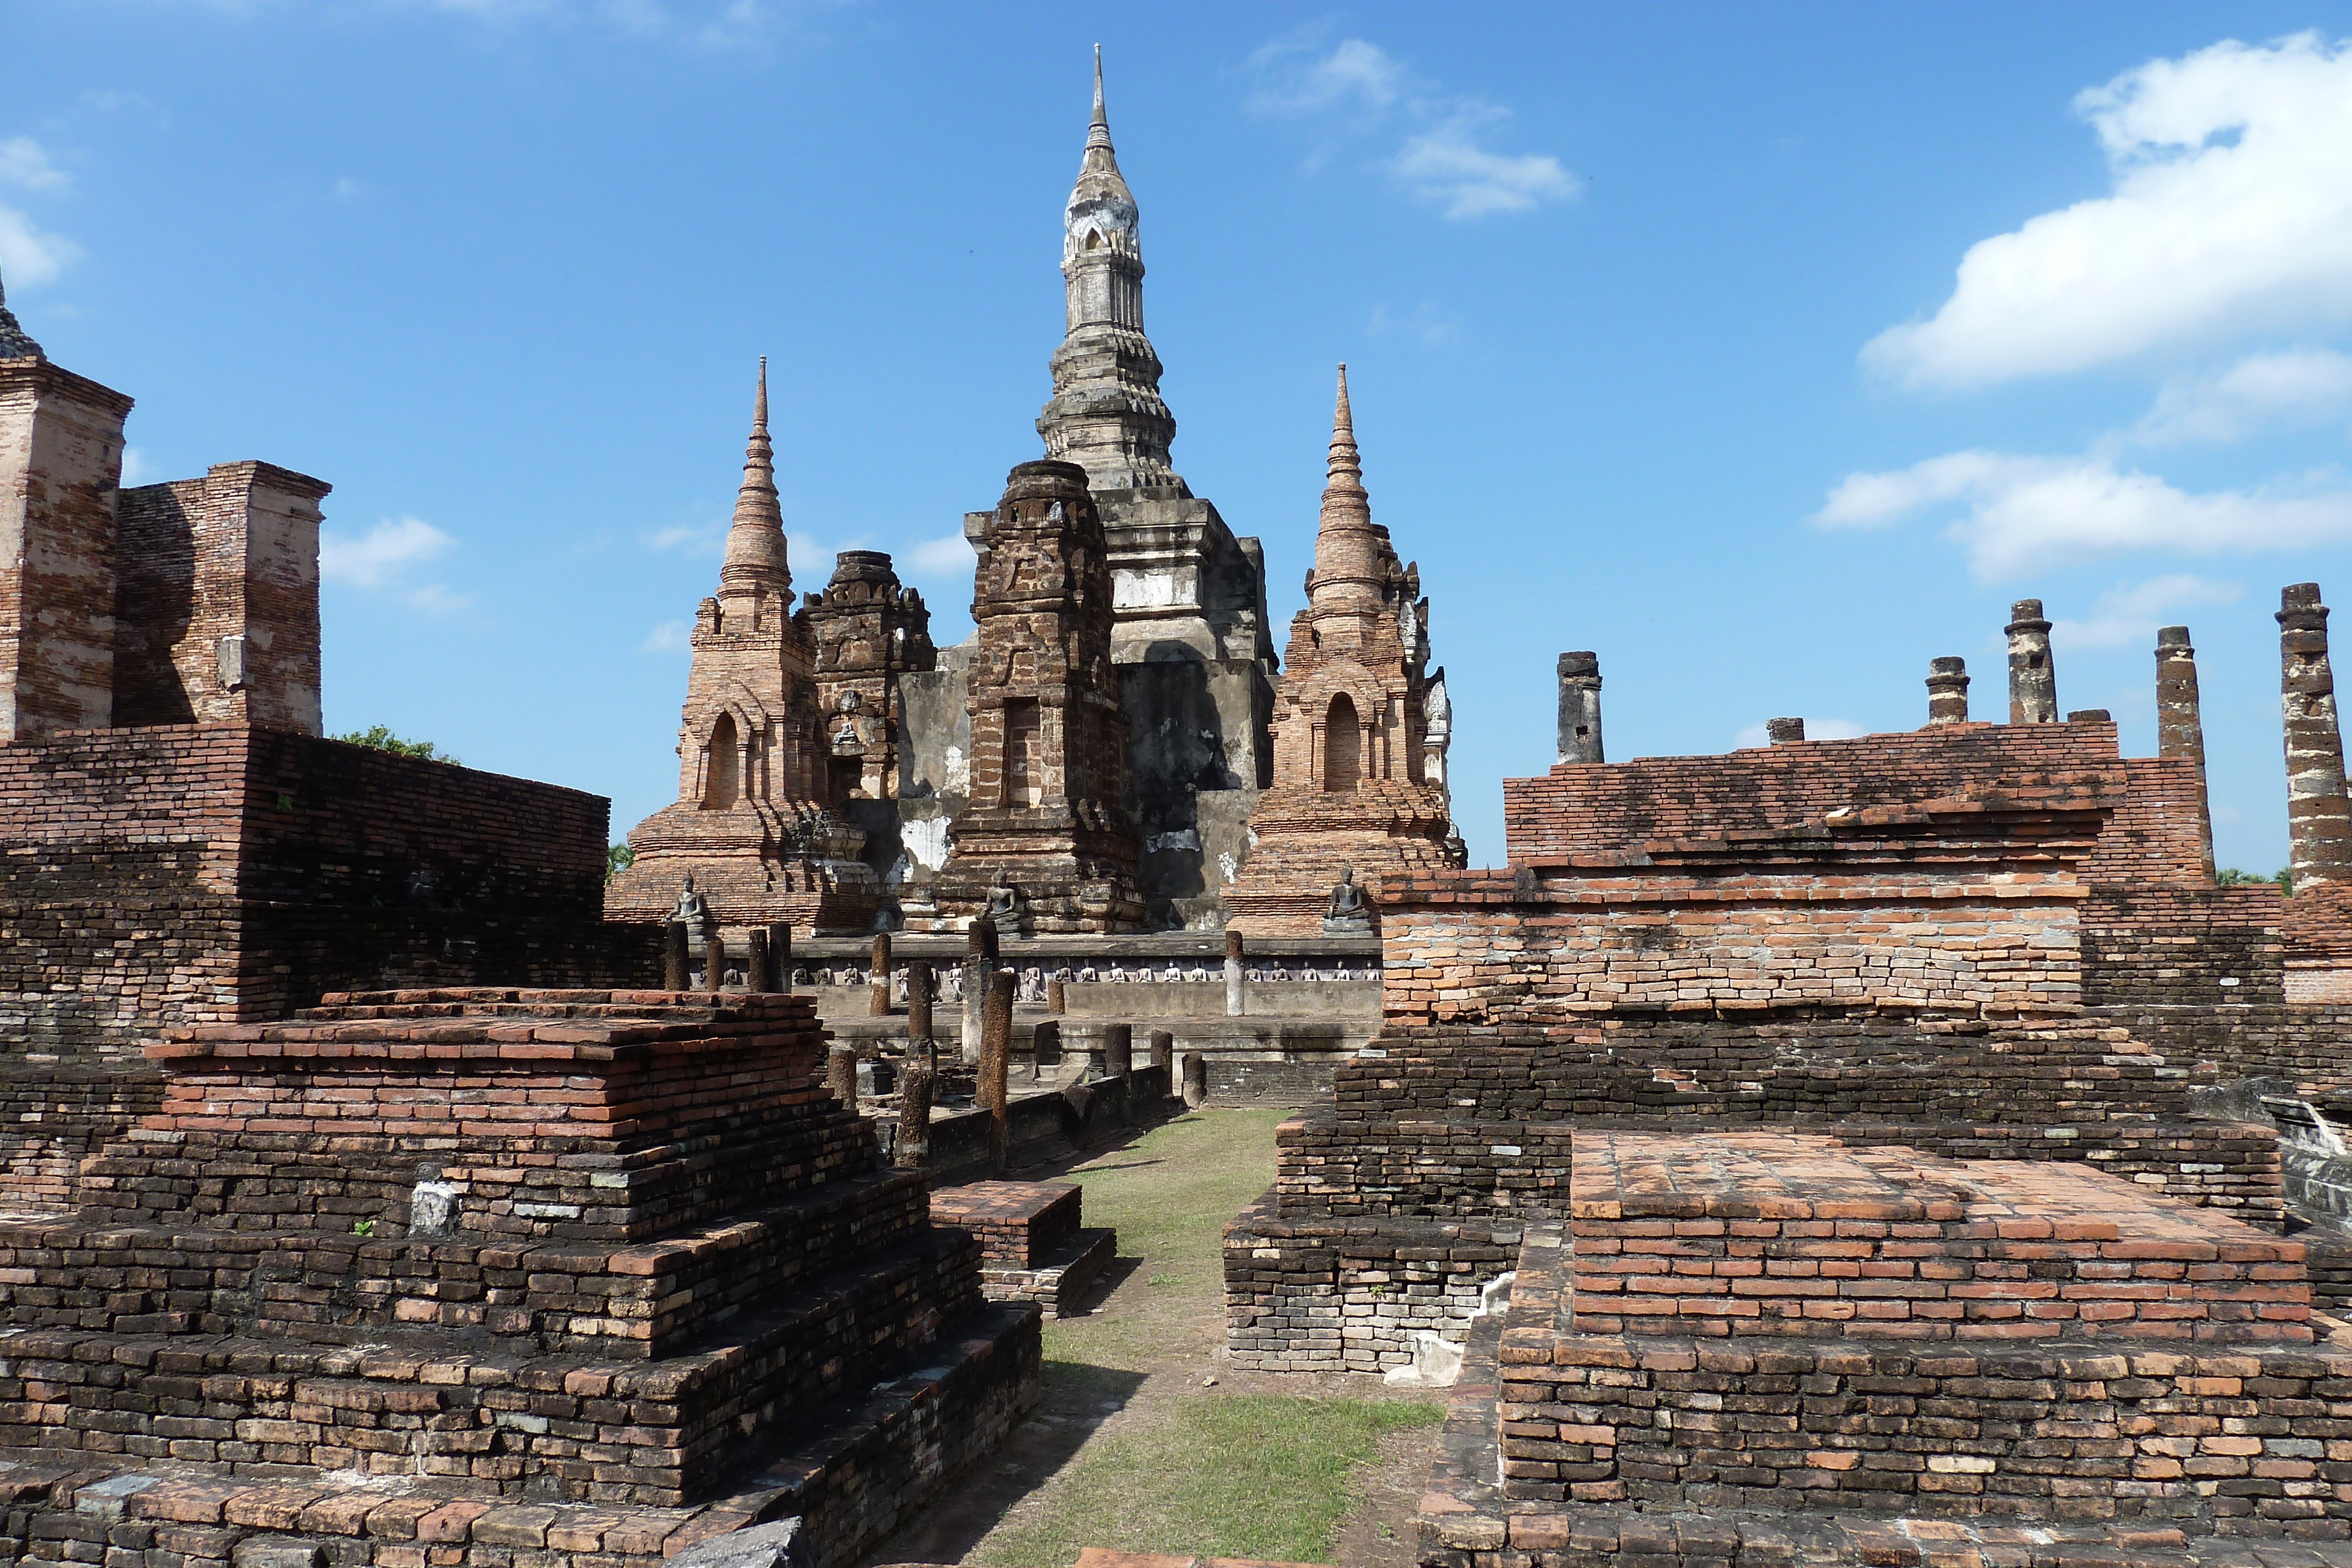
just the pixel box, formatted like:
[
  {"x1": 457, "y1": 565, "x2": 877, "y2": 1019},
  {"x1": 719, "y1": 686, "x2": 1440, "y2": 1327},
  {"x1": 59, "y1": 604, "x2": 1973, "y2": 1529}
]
[
  {"x1": 0, "y1": 986, "x2": 1037, "y2": 1567},
  {"x1": 923, "y1": 460, "x2": 1144, "y2": 932},
  {"x1": 1230, "y1": 590, "x2": 2352, "y2": 1561},
  {"x1": 0, "y1": 283, "x2": 649, "y2": 1208},
  {"x1": 1226, "y1": 367, "x2": 1464, "y2": 937}
]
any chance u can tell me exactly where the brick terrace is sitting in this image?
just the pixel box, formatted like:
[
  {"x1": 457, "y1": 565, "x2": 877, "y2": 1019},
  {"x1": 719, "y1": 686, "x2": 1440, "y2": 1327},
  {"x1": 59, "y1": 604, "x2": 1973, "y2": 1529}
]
[{"x1": 1568, "y1": 1131, "x2": 2310, "y2": 1343}]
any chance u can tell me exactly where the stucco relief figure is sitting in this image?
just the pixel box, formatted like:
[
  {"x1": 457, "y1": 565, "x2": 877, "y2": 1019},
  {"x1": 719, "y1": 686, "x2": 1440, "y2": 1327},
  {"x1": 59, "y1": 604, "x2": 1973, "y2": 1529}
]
[{"x1": 1322, "y1": 865, "x2": 1372, "y2": 934}]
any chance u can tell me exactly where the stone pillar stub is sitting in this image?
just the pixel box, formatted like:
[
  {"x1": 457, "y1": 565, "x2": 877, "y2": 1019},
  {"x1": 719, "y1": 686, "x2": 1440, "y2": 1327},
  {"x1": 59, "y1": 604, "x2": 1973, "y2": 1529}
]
[
  {"x1": 2278, "y1": 583, "x2": 2352, "y2": 892},
  {"x1": 1556, "y1": 652, "x2": 1603, "y2": 764},
  {"x1": 2006, "y1": 599, "x2": 2058, "y2": 724},
  {"x1": 1926, "y1": 657, "x2": 1969, "y2": 726},
  {"x1": 1766, "y1": 717, "x2": 1805, "y2": 745}
]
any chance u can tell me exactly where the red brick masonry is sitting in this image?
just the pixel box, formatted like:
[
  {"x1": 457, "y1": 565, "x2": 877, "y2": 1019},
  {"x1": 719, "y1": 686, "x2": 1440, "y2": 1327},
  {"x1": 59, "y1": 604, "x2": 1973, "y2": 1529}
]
[{"x1": 1569, "y1": 1131, "x2": 2311, "y2": 1343}]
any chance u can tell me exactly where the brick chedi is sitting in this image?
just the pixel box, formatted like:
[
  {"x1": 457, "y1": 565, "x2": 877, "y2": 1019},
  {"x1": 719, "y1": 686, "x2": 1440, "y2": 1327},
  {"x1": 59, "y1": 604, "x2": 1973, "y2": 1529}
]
[
  {"x1": 924, "y1": 460, "x2": 1144, "y2": 932},
  {"x1": 1225, "y1": 367, "x2": 1461, "y2": 935},
  {"x1": 607, "y1": 362, "x2": 879, "y2": 937},
  {"x1": 0, "y1": 986, "x2": 1039, "y2": 1566},
  {"x1": 803, "y1": 550, "x2": 935, "y2": 804}
]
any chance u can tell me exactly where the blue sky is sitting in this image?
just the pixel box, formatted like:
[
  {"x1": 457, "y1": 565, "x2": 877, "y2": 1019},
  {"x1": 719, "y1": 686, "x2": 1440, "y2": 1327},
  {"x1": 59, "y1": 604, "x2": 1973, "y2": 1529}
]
[{"x1": 8, "y1": 2, "x2": 2352, "y2": 873}]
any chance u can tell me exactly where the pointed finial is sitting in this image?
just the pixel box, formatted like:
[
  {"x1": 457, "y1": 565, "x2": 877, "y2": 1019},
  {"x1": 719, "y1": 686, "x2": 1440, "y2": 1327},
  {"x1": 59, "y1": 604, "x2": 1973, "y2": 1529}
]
[
  {"x1": 1327, "y1": 363, "x2": 1361, "y2": 483},
  {"x1": 1087, "y1": 44, "x2": 1114, "y2": 153},
  {"x1": 755, "y1": 355, "x2": 768, "y2": 432}
]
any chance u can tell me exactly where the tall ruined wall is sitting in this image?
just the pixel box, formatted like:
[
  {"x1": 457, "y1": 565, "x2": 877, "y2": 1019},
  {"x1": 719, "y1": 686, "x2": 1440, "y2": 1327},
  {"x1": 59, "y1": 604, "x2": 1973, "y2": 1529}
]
[
  {"x1": 113, "y1": 463, "x2": 330, "y2": 734},
  {"x1": 0, "y1": 359, "x2": 133, "y2": 741},
  {"x1": 0, "y1": 728, "x2": 649, "y2": 1052}
]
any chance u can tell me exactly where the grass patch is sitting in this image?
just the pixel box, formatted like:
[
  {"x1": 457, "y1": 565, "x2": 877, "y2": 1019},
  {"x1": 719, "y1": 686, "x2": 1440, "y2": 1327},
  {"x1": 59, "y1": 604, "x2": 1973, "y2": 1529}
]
[
  {"x1": 1041, "y1": 1106, "x2": 1289, "y2": 1370},
  {"x1": 977, "y1": 1395, "x2": 1443, "y2": 1566}
]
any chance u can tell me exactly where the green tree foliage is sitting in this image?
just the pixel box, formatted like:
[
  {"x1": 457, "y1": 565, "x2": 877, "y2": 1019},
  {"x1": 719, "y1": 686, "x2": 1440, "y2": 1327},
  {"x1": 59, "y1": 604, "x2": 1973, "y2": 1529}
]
[
  {"x1": 332, "y1": 725, "x2": 457, "y2": 764},
  {"x1": 607, "y1": 843, "x2": 637, "y2": 881},
  {"x1": 2216, "y1": 867, "x2": 2294, "y2": 893}
]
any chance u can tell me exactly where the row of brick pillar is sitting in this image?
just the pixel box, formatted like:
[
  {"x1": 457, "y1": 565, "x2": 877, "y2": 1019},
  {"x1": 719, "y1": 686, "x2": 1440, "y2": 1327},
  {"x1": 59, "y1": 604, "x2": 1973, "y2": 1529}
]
[{"x1": 1552, "y1": 583, "x2": 2352, "y2": 894}]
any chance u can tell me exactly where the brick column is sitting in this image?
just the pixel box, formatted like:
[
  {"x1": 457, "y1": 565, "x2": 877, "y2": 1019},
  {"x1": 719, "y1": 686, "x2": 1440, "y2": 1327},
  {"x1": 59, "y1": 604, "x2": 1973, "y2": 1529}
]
[
  {"x1": 981, "y1": 972, "x2": 1013, "y2": 1174},
  {"x1": 1224, "y1": 928, "x2": 1245, "y2": 1016},
  {"x1": 1765, "y1": 717, "x2": 1804, "y2": 745},
  {"x1": 1104, "y1": 1023, "x2": 1133, "y2": 1078},
  {"x1": 2156, "y1": 625, "x2": 2216, "y2": 879},
  {"x1": 745, "y1": 927, "x2": 771, "y2": 992},
  {"x1": 1556, "y1": 652, "x2": 1603, "y2": 764},
  {"x1": 2006, "y1": 599, "x2": 2058, "y2": 723},
  {"x1": 662, "y1": 922, "x2": 691, "y2": 991},
  {"x1": 1926, "y1": 657, "x2": 1969, "y2": 726},
  {"x1": 906, "y1": 961, "x2": 934, "y2": 1045},
  {"x1": 2278, "y1": 583, "x2": 2352, "y2": 892},
  {"x1": 870, "y1": 932, "x2": 893, "y2": 1016},
  {"x1": 826, "y1": 1044, "x2": 859, "y2": 1109},
  {"x1": 894, "y1": 1047, "x2": 933, "y2": 1170}
]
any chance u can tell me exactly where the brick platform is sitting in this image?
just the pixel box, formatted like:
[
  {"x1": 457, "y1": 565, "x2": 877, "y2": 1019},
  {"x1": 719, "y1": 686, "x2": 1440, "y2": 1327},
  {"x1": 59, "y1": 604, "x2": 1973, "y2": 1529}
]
[
  {"x1": 1569, "y1": 1131, "x2": 2311, "y2": 1343},
  {"x1": 0, "y1": 988, "x2": 1039, "y2": 1568},
  {"x1": 930, "y1": 1180, "x2": 1116, "y2": 1318}
]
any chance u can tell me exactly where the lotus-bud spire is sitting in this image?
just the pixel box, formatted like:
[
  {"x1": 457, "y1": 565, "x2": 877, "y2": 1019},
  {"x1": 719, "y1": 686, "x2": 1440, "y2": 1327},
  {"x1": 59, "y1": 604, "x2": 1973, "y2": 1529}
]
[{"x1": 721, "y1": 356, "x2": 791, "y2": 593}]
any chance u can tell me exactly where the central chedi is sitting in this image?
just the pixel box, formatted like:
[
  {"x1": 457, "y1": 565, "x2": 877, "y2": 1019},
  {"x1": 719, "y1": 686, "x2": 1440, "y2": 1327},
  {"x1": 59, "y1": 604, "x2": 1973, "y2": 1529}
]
[{"x1": 607, "y1": 361, "x2": 880, "y2": 937}]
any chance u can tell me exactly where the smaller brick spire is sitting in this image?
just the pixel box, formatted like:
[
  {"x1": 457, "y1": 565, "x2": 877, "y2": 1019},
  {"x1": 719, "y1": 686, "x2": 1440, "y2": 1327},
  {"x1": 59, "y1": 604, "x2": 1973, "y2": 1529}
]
[
  {"x1": 0, "y1": 263, "x2": 43, "y2": 361},
  {"x1": 1311, "y1": 364, "x2": 1382, "y2": 614},
  {"x1": 721, "y1": 356, "x2": 791, "y2": 596}
]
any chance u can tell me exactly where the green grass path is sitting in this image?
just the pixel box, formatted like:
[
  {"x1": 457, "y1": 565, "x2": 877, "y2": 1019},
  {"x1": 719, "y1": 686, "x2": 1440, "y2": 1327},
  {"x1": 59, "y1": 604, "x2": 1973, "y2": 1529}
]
[{"x1": 971, "y1": 1108, "x2": 1441, "y2": 1567}]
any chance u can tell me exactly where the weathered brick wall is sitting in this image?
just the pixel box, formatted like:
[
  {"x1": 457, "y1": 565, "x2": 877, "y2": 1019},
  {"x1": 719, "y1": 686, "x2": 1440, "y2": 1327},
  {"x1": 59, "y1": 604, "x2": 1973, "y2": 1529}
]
[
  {"x1": 1381, "y1": 872, "x2": 2086, "y2": 1024},
  {"x1": 0, "y1": 360, "x2": 133, "y2": 743},
  {"x1": 113, "y1": 464, "x2": 329, "y2": 734},
  {"x1": 0, "y1": 726, "x2": 654, "y2": 1196},
  {"x1": 1500, "y1": 721, "x2": 2126, "y2": 866},
  {"x1": 1224, "y1": 1196, "x2": 1519, "y2": 1373},
  {"x1": 1567, "y1": 1131, "x2": 2309, "y2": 1343},
  {"x1": 2089, "y1": 755, "x2": 2214, "y2": 884},
  {"x1": 2084, "y1": 884, "x2": 2284, "y2": 1009},
  {"x1": 1270, "y1": 1106, "x2": 2281, "y2": 1224},
  {"x1": 1495, "y1": 1226, "x2": 2351, "y2": 1529},
  {"x1": 0, "y1": 725, "x2": 651, "y2": 1065},
  {"x1": 1335, "y1": 1016, "x2": 2189, "y2": 1128}
]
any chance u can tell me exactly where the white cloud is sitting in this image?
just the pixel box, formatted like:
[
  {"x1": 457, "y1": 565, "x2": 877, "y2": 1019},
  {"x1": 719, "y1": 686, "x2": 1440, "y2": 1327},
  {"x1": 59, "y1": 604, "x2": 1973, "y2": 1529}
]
[
  {"x1": 1735, "y1": 718, "x2": 1867, "y2": 748},
  {"x1": 642, "y1": 620, "x2": 691, "y2": 653},
  {"x1": 1865, "y1": 32, "x2": 2352, "y2": 388},
  {"x1": 321, "y1": 515, "x2": 470, "y2": 611},
  {"x1": 906, "y1": 533, "x2": 973, "y2": 576},
  {"x1": 1814, "y1": 447, "x2": 2352, "y2": 577},
  {"x1": 2129, "y1": 348, "x2": 2352, "y2": 445},
  {"x1": 2049, "y1": 574, "x2": 2246, "y2": 649},
  {"x1": 1245, "y1": 35, "x2": 1575, "y2": 222},
  {"x1": 646, "y1": 520, "x2": 723, "y2": 553},
  {"x1": 0, "y1": 139, "x2": 68, "y2": 192},
  {"x1": 0, "y1": 206, "x2": 81, "y2": 287},
  {"x1": 1395, "y1": 106, "x2": 1579, "y2": 220},
  {"x1": 1248, "y1": 36, "x2": 1404, "y2": 115}
]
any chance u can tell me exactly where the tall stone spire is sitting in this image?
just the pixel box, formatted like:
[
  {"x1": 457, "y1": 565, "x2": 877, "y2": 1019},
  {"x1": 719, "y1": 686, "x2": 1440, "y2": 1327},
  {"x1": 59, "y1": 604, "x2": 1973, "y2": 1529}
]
[
  {"x1": 1309, "y1": 365, "x2": 1384, "y2": 619},
  {"x1": 1037, "y1": 47, "x2": 1178, "y2": 492},
  {"x1": 0, "y1": 264, "x2": 43, "y2": 361},
  {"x1": 720, "y1": 356, "x2": 790, "y2": 597}
]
